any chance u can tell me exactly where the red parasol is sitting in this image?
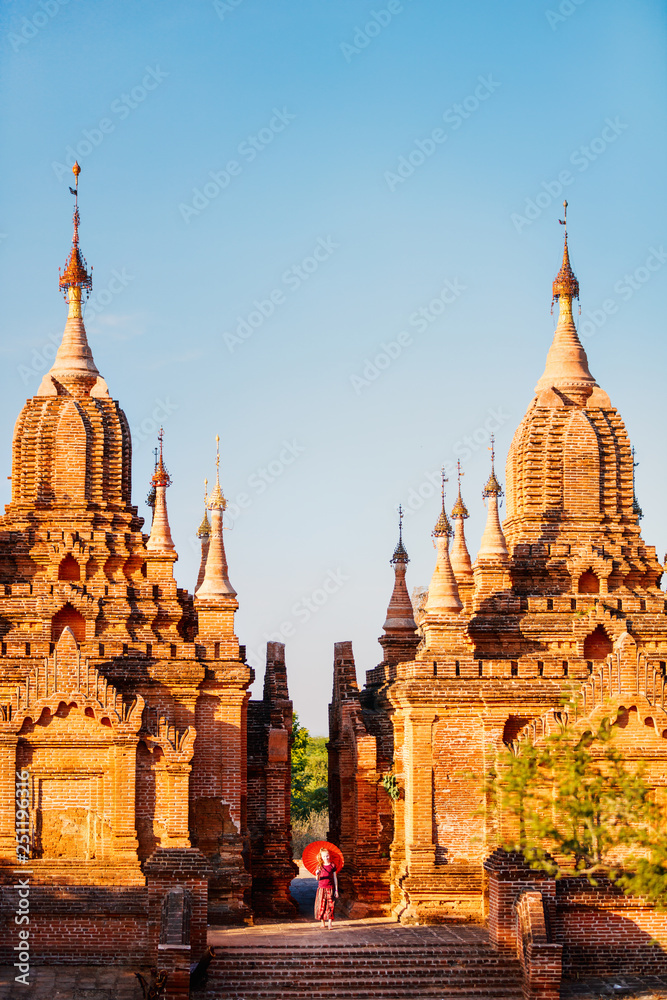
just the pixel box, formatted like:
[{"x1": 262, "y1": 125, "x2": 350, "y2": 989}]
[{"x1": 302, "y1": 840, "x2": 344, "y2": 875}]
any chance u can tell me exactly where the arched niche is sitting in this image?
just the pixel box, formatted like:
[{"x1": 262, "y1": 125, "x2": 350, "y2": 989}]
[
  {"x1": 51, "y1": 603, "x2": 86, "y2": 644},
  {"x1": 583, "y1": 625, "x2": 613, "y2": 661},
  {"x1": 58, "y1": 554, "x2": 81, "y2": 581},
  {"x1": 578, "y1": 568, "x2": 599, "y2": 594}
]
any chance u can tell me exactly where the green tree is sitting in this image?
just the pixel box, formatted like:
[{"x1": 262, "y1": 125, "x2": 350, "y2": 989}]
[
  {"x1": 492, "y1": 707, "x2": 667, "y2": 907},
  {"x1": 291, "y1": 714, "x2": 328, "y2": 821}
]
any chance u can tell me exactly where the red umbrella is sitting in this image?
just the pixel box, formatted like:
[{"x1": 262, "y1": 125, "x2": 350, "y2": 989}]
[{"x1": 302, "y1": 840, "x2": 344, "y2": 875}]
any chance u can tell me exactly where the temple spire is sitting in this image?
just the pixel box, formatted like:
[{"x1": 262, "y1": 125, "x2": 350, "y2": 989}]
[
  {"x1": 450, "y1": 460, "x2": 473, "y2": 579},
  {"x1": 39, "y1": 162, "x2": 102, "y2": 396},
  {"x1": 147, "y1": 429, "x2": 176, "y2": 553},
  {"x1": 424, "y1": 470, "x2": 462, "y2": 614},
  {"x1": 382, "y1": 506, "x2": 418, "y2": 633},
  {"x1": 477, "y1": 436, "x2": 509, "y2": 563},
  {"x1": 196, "y1": 436, "x2": 236, "y2": 597},
  {"x1": 535, "y1": 201, "x2": 596, "y2": 402},
  {"x1": 379, "y1": 506, "x2": 420, "y2": 666},
  {"x1": 195, "y1": 478, "x2": 211, "y2": 591}
]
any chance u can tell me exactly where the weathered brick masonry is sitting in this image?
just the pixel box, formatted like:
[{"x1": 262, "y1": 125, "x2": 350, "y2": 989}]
[
  {"x1": 329, "y1": 211, "x2": 667, "y2": 946},
  {"x1": 0, "y1": 168, "x2": 294, "y2": 968}
]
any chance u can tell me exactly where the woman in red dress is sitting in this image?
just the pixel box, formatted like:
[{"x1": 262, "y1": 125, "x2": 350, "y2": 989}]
[{"x1": 314, "y1": 848, "x2": 338, "y2": 929}]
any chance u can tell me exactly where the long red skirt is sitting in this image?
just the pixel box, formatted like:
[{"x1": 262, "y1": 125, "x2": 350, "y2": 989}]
[{"x1": 314, "y1": 885, "x2": 335, "y2": 921}]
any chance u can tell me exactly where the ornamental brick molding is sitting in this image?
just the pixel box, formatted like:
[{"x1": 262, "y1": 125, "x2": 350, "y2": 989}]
[
  {"x1": 330, "y1": 222, "x2": 667, "y2": 929},
  {"x1": 0, "y1": 167, "x2": 295, "y2": 966}
]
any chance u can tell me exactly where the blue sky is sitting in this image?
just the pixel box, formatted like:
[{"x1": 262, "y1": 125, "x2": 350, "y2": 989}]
[{"x1": 1, "y1": 0, "x2": 666, "y2": 733}]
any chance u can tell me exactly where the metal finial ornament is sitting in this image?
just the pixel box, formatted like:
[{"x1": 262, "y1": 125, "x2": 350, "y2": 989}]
[
  {"x1": 59, "y1": 161, "x2": 93, "y2": 299},
  {"x1": 483, "y1": 434, "x2": 503, "y2": 499},
  {"x1": 551, "y1": 199, "x2": 579, "y2": 309},
  {"x1": 631, "y1": 447, "x2": 643, "y2": 521},
  {"x1": 391, "y1": 504, "x2": 409, "y2": 564},
  {"x1": 197, "y1": 478, "x2": 211, "y2": 537},
  {"x1": 451, "y1": 458, "x2": 469, "y2": 520},
  {"x1": 433, "y1": 467, "x2": 452, "y2": 537},
  {"x1": 207, "y1": 434, "x2": 227, "y2": 510},
  {"x1": 151, "y1": 427, "x2": 172, "y2": 488},
  {"x1": 146, "y1": 445, "x2": 159, "y2": 508}
]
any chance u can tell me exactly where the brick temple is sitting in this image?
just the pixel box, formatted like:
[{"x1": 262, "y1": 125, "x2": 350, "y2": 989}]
[
  {"x1": 329, "y1": 204, "x2": 667, "y2": 926},
  {"x1": 0, "y1": 165, "x2": 296, "y2": 970}
]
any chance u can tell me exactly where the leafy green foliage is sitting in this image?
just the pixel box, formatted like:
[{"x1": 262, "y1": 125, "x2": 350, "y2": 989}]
[
  {"x1": 381, "y1": 773, "x2": 400, "y2": 801},
  {"x1": 291, "y1": 714, "x2": 328, "y2": 821},
  {"x1": 492, "y1": 707, "x2": 667, "y2": 907}
]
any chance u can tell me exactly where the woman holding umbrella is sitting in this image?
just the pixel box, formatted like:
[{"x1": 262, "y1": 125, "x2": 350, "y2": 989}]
[
  {"x1": 315, "y1": 847, "x2": 338, "y2": 929},
  {"x1": 303, "y1": 840, "x2": 344, "y2": 930}
]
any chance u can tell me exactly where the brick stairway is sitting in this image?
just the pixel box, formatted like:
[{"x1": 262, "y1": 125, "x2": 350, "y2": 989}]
[{"x1": 201, "y1": 938, "x2": 523, "y2": 999}]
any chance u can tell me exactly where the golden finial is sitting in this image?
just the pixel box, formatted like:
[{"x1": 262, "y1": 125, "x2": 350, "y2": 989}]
[
  {"x1": 197, "y1": 477, "x2": 211, "y2": 536},
  {"x1": 451, "y1": 459, "x2": 469, "y2": 520},
  {"x1": 208, "y1": 434, "x2": 227, "y2": 510},
  {"x1": 551, "y1": 200, "x2": 579, "y2": 307},
  {"x1": 433, "y1": 467, "x2": 452, "y2": 537},
  {"x1": 59, "y1": 161, "x2": 92, "y2": 299},
  {"x1": 482, "y1": 435, "x2": 503, "y2": 498},
  {"x1": 391, "y1": 504, "x2": 409, "y2": 564},
  {"x1": 151, "y1": 427, "x2": 171, "y2": 487}
]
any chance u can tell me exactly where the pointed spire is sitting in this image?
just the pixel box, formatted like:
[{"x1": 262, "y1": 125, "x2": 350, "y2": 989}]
[
  {"x1": 197, "y1": 479, "x2": 211, "y2": 537},
  {"x1": 207, "y1": 434, "x2": 226, "y2": 510},
  {"x1": 146, "y1": 445, "x2": 159, "y2": 515},
  {"x1": 41, "y1": 163, "x2": 100, "y2": 395},
  {"x1": 425, "y1": 471, "x2": 462, "y2": 614},
  {"x1": 195, "y1": 479, "x2": 211, "y2": 592},
  {"x1": 433, "y1": 467, "x2": 452, "y2": 537},
  {"x1": 632, "y1": 448, "x2": 643, "y2": 521},
  {"x1": 147, "y1": 429, "x2": 176, "y2": 553},
  {"x1": 196, "y1": 435, "x2": 236, "y2": 598},
  {"x1": 383, "y1": 506, "x2": 418, "y2": 632},
  {"x1": 477, "y1": 436, "x2": 509, "y2": 563},
  {"x1": 535, "y1": 202, "x2": 596, "y2": 401},
  {"x1": 551, "y1": 200, "x2": 579, "y2": 305},
  {"x1": 450, "y1": 460, "x2": 473, "y2": 579}
]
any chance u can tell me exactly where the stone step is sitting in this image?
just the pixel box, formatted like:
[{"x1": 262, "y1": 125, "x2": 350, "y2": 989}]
[
  {"x1": 203, "y1": 945, "x2": 523, "y2": 1000},
  {"x1": 203, "y1": 988, "x2": 521, "y2": 999}
]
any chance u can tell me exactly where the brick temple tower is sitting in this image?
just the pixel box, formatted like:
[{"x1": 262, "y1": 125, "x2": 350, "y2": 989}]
[
  {"x1": 329, "y1": 203, "x2": 667, "y2": 923},
  {"x1": 0, "y1": 166, "x2": 295, "y2": 965}
]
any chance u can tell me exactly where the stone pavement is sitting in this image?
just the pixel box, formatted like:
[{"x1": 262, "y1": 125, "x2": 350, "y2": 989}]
[{"x1": 0, "y1": 965, "x2": 148, "y2": 999}]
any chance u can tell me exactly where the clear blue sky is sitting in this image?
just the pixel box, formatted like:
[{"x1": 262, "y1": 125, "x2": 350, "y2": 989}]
[{"x1": 1, "y1": 0, "x2": 666, "y2": 733}]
